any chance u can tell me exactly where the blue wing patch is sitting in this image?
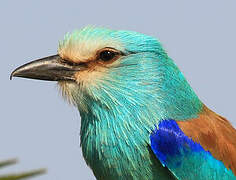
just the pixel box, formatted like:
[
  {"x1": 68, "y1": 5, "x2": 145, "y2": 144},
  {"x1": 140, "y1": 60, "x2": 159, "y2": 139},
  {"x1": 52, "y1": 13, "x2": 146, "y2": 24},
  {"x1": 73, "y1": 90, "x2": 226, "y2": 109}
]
[{"x1": 150, "y1": 120, "x2": 236, "y2": 180}]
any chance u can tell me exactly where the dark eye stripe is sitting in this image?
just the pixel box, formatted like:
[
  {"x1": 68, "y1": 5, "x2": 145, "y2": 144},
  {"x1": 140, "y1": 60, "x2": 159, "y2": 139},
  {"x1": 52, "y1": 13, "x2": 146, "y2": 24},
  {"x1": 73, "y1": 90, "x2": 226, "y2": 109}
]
[{"x1": 60, "y1": 59, "x2": 86, "y2": 67}]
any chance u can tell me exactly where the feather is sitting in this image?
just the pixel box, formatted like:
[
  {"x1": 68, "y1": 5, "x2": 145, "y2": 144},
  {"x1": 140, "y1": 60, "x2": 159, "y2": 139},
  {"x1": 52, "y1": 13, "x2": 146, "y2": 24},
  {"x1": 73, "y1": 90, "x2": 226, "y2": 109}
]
[
  {"x1": 178, "y1": 105, "x2": 236, "y2": 175},
  {"x1": 150, "y1": 119, "x2": 236, "y2": 179}
]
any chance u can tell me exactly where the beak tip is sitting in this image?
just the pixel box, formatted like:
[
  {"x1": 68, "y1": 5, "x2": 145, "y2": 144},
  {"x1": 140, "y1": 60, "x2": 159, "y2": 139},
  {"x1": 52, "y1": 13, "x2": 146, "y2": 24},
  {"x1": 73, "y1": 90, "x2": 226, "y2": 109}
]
[
  {"x1": 10, "y1": 71, "x2": 15, "y2": 80},
  {"x1": 10, "y1": 68, "x2": 19, "y2": 80}
]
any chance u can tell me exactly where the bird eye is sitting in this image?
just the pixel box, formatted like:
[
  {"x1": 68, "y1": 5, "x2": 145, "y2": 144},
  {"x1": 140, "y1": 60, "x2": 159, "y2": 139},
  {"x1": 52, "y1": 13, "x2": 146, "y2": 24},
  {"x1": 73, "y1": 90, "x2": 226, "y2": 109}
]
[{"x1": 99, "y1": 50, "x2": 117, "y2": 62}]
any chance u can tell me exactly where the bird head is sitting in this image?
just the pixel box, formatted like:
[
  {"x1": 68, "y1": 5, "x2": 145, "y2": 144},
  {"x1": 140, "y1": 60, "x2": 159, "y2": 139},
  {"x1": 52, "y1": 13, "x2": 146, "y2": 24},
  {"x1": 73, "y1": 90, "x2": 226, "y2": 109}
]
[{"x1": 11, "y1": 26, "x2": 202, "y2": 121}]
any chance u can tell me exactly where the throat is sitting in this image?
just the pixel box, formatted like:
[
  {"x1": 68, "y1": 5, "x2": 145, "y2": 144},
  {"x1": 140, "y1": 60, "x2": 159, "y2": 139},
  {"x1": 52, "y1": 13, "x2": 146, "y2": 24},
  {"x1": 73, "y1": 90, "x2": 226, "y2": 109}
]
[{"x1": 79, "y1": 107, "x2": 174, "y2": 179}]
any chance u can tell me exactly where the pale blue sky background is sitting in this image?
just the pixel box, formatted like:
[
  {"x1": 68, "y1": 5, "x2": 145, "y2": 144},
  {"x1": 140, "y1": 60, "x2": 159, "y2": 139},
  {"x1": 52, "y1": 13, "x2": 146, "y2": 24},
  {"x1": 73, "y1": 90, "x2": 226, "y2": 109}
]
[{"x1": 1, "y1": 0, "x2": 236, "y2": 179}]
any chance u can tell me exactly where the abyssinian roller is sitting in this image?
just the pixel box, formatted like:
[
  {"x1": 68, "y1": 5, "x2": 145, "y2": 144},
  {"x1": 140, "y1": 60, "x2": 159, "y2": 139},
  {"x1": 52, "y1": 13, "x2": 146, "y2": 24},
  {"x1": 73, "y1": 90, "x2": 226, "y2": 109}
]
[{"x1": 11, "y1": 26, "x2": 236, "y2": 180}]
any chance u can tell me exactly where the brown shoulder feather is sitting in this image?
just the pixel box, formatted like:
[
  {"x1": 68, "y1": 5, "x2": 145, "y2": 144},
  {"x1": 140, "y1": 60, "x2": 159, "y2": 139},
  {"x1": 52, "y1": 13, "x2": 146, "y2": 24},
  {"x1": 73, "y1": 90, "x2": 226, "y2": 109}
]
[{"x1": 177, "y1": 105, "x2": 236, "y2": 175}]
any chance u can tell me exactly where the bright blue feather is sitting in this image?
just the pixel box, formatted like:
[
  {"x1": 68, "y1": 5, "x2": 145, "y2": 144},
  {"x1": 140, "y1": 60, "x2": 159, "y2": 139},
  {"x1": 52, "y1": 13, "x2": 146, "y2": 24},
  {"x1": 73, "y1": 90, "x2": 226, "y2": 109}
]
[{"x1": 150, "y1": 120, "x2": 236, "y2": 179}]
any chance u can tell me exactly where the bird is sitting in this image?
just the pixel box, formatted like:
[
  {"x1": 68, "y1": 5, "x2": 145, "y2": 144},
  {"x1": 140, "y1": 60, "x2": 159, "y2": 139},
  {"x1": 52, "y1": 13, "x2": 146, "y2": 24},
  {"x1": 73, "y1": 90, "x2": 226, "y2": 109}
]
[{"x1": 11, "y1": 26, "x2": 236, "y2": 180}]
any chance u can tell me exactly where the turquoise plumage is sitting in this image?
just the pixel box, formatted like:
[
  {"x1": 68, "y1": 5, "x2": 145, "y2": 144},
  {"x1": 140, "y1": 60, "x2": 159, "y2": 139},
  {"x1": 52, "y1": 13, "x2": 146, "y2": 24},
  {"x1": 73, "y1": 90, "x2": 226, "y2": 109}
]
[{"x1": 11, "y1": 26, "x2": 236, "y2": 180}]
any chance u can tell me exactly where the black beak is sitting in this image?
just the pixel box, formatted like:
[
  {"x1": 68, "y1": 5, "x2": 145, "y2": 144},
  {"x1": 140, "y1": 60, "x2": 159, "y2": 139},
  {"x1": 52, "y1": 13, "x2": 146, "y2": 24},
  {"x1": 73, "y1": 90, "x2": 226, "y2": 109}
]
[{"x1": 10, "y1": 55, "x2": 83, "y2": 81}]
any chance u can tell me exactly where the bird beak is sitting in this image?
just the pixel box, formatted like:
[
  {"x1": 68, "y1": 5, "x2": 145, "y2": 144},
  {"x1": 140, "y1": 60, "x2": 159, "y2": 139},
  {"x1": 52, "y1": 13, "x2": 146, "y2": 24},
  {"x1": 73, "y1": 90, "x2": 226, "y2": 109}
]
[{"x1": 10, "y1": 55, "x2": 83, "y2": 81}]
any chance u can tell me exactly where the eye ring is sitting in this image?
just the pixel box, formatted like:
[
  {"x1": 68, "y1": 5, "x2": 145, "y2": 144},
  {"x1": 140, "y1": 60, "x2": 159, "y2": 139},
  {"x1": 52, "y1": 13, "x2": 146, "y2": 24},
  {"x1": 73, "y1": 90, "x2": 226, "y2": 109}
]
[{"x1": 98, "y1": 49, "x2": 120, "y2": 62}]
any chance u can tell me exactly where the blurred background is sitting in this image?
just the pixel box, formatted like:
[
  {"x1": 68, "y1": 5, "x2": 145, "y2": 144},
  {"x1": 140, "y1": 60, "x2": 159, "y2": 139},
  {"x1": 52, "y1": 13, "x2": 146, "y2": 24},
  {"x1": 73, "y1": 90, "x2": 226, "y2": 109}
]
[{"x1": 0, "y1": 0, "x2": 235, "y2": 179}]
